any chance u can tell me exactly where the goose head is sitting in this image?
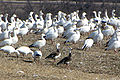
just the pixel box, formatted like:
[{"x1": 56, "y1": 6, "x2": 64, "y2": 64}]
[
  {"x1": 41, "y1": 34, "x2": 46, "y2": 38},
  {"x1": 82, "y1": 12, "x2": 87, "y2": 18},
  {"x1": 39, "y1": 10, "x2": 44, "y2": 16},
  {"x1": 69, "y1": 47, "x2": 72, "y2": 57},
  {"x1": 0, "y1": 14, "x2": 3, "y2": 18},
  {"x1": 29, "y1": 11, "x2": 34, "y2": 16},
  {"x1": 56, "y1": 43, "x2": 60, "y2": 52}
]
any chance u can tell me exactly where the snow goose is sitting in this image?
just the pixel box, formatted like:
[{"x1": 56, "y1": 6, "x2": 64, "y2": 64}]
[
  {"x1": 0, "y1": 14, "x2": 5, "y2": 31},
  {"x1": 0, "y1": 29, "x2": 10, "y2": 41},
  {"x1": 81, "y1": 37, "x2": 94, "y2": 50},
  {"x1": 0, "y1": 45, "x2": 20, "y2": 57},
  {"x1": 102, "y1": 23, "x2": 115, "y2": 38},
  {"x1": 34, "y1": 14, "x2": 44, "y2": 31},
  {"x1": 0, "y1": 31, "x2": 13, "y2": 47},
  {"x1": 29, "y1": 34, "x2": 46, "y2": 50},
  {"x1": 26, "y1": 12, "x2": 35, "y2": 31},
  {"x1": 44, "y1": 13, "x2": 52, "y2": 28},
  {"x1": 105, "y1": 30, "x2": 120, "y2": 47},
  {"x1": 18, "y1": 21, "x2": 29, "y2": 39},
  {"x1": 8, "y1": 14, "x2": 16, "y2": 31},
  {"x1": 93, "y1": 24, "x2": 103, "y2": 45},
  {"x1": 63, "y1": 23, "x2": 77, "y2": 39},
  {"x1": 105, "y1": 37, "x2": 120, "y2": 53},
  {"x1": 11, "y1": 27, "x2": 18, "y2": 44},
  {"x1": 16, "y1": 46, "x2": 33, "y2": 57},
  {"x1": 77, "y1": 12, "x2": 89, "y2": 27},
  {"x1": 1, "y1": 13, "x2": 9, "y2": 31},
  {"x1": 32, "y1": 50, "x2": 42, "y2": 62},
  {"x1": 45, "y1": 25, "x2": 58, "y2": 43},
  {"x1": 57, "y1": 48, "x2": 72, "y2": 66},
  {"x1": 57, "y1": 12, "x2": 67, "y2": 26},
  {"x1": 64, "y1": 28, "x2": 80, "y2": 44},
  {"x1": 45, "y1": 43, "x2": 61, "y2": 61}
]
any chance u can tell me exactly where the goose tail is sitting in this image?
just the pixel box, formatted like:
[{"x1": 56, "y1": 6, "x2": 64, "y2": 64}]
[
  {"x1": 57, "y1": 59, "x2": 64, "y2": 65},
  {"x1": 29, "y1": 44, "x2": 34, "y2": 47},
  {"x1": 81, "y1": 44, "x2": 86, "y2": 50}
]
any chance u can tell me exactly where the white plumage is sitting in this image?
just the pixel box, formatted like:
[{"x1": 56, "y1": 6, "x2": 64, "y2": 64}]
[
  {"x1": 29, "y1": 34, "x2": 46, "y2": 49},
  {"x1": 32, "y1": 50, "x2": 42, "y2": 61},
  {"x1": 0, "y1": 45, "x2": 20, "y2": 57},
  {"x1": 82, "y1": 37, "x2": 94, "y2": 50},
  {"x1": 16, "y1": 46, "x2": 33, "y2": 56},
  {"x1": 64, "y1": 29, "x2": 80, "y2": 44},
  {"x1": 93, "y1": 26, "x2": 103, "y2": 44}
]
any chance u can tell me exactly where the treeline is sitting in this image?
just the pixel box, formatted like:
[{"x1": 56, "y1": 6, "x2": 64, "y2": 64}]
[
  {"x1": 0, "y1": 1, "x2": 119, "y2": 20},
  {"x1": 1, "y1": 0, "x2": 120, "y2": 3}
]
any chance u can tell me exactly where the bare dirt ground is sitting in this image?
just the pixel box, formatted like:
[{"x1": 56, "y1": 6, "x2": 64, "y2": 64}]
[{"x1": 0, "y1": 32, "x2": 120, "y2": 80}]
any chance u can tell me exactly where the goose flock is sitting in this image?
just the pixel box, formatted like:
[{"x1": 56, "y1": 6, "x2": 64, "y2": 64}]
[{"x1": 0, "y1": 9, "x2": 120, "y2": 67}]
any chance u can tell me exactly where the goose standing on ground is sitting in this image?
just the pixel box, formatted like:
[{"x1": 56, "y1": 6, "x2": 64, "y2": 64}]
[
  {"x1": 93, "y1": 24, "x2": 103, "y2": 45},
  {"x1": 45, "y1": 23, "x2": 58, "y2": 43},
  {"x1": 105, "y1": 31, "x2": 120, "y2": 53},
  {"x1": 18, "y1": 21, "x2": 29, "y2": 39},
  {"x1": 0, "y1": 31, "x2": 13, "y2": 47},
  {"x1": 64, "y1": 28, "x2": 80, "y2": 44},
  {"x1": 45, "y1": 43, "x2": 61, "y2": 61},
  {"x1": 11, "y1": 27, "x2": 18, "y2": 45},
  {"x1": 45, "y1": 13, "x2": 52, "y2": 28},
  {"x1": 57, "y1": 48, "x2": 72, "y2": 66},
  {"x1": 29, "y1": 34, "x2": 46, "y2": 50},
  {"x1": 16, "y1": 46, "x2": 33, "y2": 57},
  {"x1": 0, "y1": 45, "x2": 20, "y2": 57},
  {"x1": 81, "y1": 37, "x2": 94, "y2": 50},
  {"x1": 32, "y1": 50, "x2": 42, "y2": 62}
]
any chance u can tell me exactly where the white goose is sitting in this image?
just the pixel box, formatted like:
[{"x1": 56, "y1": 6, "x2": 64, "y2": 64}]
[
  {"x1": 105, "y1": 31, "x2": 120, "y2": 53},
  {"x1": 0, "y1": 31, "x2": 13, "y2": 47},
  {"x1": 102, "y1": 23, "x2": 115, "y2": 37},
  {"x1": 77, "y1": 12, "x2": 89, "y2": 27},
  {"x1": 1, "y1": 13, "x2": 9, "y2": 31},
  {"x1": 11, "y1": 27, "x2": 18, "y2": 44},
  {"x1": 44, "y1": 13, "x2": 52, "y2": 28},
  {"x1": 29, "y1": 34, "x2": 46, "y2": 50},
  {"x1": 64, "y1": 29, "x2": 80, "y2": 44},
  {"x1": 32, "y1": 50, "x2": 42, "y2": 62},
  {"x1": 16, "y1": 46, "x2": 33, "y2": 57},
  {"x1": 26, "y1": 12, "x2": 35, "y2": 30},
  {"x1": 18, "y1": 21, "x2": 29, "y2": 39},
  {"x1": 0, "y1": 45, "x2": 20, "y2": 57},
  {"x1": 93, "y1": 24, "x2": 103, "y2": 44},
  {"x1": 0, "y1": 29, "x2": 10, "y2": 41},
  {"x1": 81, "y1": 37, "x2": 94, "y2": 50},
  {"x1": 8, "y1": 14, "x2": 16, "y2": 31}
]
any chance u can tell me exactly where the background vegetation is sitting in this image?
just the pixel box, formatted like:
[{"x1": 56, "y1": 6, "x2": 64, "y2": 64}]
[{"x1": 0, "y1": 0, "x2": 119, "y2": 20}]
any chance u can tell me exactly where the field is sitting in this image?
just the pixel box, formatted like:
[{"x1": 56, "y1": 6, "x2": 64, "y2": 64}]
[{"x1": 0, "y1": 32, "x2": 119, "y2": 80}]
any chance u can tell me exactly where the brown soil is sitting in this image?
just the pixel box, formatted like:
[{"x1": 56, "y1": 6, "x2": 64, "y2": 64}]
[{"x1": 0, "y1": 32, "x2": 120, "y2": 80}]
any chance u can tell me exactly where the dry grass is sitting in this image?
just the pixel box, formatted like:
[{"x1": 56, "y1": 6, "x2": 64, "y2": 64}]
[{"x1": 0, "y1": 32, "x2": 120, "y2": 80}]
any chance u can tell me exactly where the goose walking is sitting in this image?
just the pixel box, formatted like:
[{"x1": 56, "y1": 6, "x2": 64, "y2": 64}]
[
  {"x1": 57, "y1": 48, "x2": 72, "y2": 66},
  {"x1": 45, "y1": 43, "x2": 61, "y2": 61},
  {"x1": 29, "y1": 34, "x2": 46, "y2": 50},
  {"x1": 16, "y1": 46, "x2": 33, "y2": 57},
  {"x1": 0, "y1": 45, "x2": 20, "y2": 57}
]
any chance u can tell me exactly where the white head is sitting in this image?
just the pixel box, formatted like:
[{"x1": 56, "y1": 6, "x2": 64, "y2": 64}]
[{"x1": 56, "y1": 43, "x2": 60, "y2": 49}]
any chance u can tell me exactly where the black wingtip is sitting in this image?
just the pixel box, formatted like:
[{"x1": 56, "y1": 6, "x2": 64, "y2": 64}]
[
  {"x1": 64, "y1": 41, "x2": 66, "y2": 44},
  {"x1": 29, "y1": 44, "x2": 34, "y2": 47},
  {"x1": 105, "y1": 48, "x2": 107, "y2": 51}
]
